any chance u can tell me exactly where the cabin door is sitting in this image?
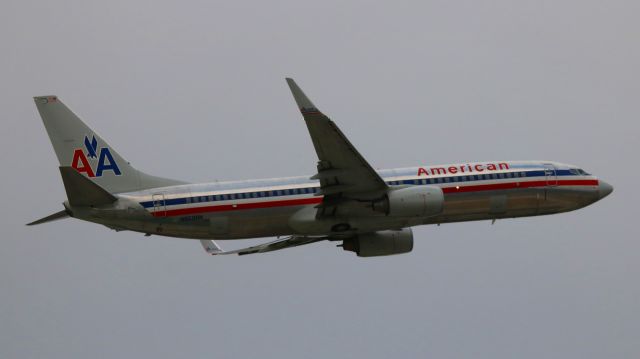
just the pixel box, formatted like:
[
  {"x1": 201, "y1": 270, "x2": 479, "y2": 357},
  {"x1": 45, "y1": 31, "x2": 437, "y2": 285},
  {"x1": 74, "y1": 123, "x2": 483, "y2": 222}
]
[
  {"x1": 543, "y1": 164, "x2": 557, "y2": 187},
  {"x1": 152, "y1": 193, "x2": 167, "y2": 217}
]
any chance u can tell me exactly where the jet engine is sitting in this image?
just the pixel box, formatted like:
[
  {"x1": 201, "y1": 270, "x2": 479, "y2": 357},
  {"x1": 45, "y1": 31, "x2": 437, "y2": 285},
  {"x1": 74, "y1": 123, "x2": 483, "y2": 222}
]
[
  {"x1": 372, "y1": 186, "x2": 444, "y2": 217},
  {"x1": 342, "y1": 228, "x2": 413, "y2": 257}
]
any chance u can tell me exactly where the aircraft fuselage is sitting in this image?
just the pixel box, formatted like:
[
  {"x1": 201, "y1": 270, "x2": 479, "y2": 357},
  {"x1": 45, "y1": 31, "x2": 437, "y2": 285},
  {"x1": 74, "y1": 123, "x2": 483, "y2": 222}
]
[{"x1": 71, "y1": 160, "x2": 612, "y2": 240}]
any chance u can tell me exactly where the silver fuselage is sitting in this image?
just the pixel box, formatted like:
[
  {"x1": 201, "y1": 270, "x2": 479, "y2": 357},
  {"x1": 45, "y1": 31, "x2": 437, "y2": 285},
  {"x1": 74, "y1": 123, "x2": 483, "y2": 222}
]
[{"x1": 69, "y1": 160, "x2": 611, "y2": 240}]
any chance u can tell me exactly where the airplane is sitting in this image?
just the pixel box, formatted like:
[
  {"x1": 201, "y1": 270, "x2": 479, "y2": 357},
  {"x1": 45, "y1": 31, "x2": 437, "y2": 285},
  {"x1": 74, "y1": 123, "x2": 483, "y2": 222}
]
[{"x1": 28, "y1": 78, "x2": 613, "y2": 257}]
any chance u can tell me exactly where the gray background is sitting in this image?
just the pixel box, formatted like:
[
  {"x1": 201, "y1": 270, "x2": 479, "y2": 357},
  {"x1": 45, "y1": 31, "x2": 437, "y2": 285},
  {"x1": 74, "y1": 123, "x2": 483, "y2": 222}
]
[{"x1": 1, "y1": 1, "x2": 638, "y2": 358}]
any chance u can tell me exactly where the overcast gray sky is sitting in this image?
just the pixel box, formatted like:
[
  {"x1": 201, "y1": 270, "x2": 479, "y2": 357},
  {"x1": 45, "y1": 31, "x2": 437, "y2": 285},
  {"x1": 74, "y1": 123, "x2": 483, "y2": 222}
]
[{"x1": 1, "y1": 0, "x2": 638, "y2": 358}]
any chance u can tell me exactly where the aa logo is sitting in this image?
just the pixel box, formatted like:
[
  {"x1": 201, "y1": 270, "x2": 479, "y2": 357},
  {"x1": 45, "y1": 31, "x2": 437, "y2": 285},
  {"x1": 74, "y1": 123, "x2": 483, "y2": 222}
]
[{"x1": 71, "y1": 135, "x2": 121, "y2": 177}]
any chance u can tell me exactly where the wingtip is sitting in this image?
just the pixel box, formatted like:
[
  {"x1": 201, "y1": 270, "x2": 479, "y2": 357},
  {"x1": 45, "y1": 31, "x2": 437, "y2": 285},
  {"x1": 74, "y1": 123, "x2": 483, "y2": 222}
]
[
  {"x1": 33, "y1": 96, "x2": 59, "y2": 105},
  {"x1": 200, "y1": 240, "x2": 223, "y2": 255},
  {"x1": 285, "y1": 78, "x2": 318, "y2": 111}
]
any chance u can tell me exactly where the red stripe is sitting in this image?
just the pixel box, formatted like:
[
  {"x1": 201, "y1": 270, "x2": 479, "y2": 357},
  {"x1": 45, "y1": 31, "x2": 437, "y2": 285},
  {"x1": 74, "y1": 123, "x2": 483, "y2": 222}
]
[
  {"x1": 152, "y1": 179, "x2": 598, "y2": 217},
  {"x1": 152, "y1": 197, "x2": 323, "y2": 217}
]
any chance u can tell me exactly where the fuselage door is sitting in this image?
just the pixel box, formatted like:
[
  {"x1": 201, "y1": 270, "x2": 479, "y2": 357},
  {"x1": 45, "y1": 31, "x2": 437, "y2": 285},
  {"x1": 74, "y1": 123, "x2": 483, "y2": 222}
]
[
  {"x1": 543, "y1": 164, "x2": 558, "y2": 187},
  {"x1": 152, "y1": 193, "x2": 167, "y2": 217}
]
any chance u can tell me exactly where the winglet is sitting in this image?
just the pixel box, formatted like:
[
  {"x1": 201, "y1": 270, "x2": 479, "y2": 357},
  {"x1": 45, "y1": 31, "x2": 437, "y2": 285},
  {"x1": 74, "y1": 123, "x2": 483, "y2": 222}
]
[
  {"x1": 285, "y1": 78, "x2": 319, "y2": 113},
  {"x1": 200, "y1": 240, "x2": 223, "y2": 255}
]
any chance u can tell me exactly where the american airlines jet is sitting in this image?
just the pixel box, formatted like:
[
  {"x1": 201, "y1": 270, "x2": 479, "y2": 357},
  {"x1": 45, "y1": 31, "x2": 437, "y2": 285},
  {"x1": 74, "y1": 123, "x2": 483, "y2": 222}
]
[{"x1": 29, "y1": 79, "x2": 613, "y2": 257}]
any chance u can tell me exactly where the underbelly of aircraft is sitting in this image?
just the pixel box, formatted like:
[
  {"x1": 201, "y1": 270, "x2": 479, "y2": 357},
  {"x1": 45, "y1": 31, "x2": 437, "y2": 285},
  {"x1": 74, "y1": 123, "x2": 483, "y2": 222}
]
[{"x1": 99, "y1": 186, "x2": 597, "y2": 240}]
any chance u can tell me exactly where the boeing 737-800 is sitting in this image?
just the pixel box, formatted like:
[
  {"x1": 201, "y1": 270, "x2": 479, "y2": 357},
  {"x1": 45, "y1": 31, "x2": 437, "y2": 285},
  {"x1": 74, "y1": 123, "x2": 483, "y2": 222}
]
[{"x1": 28, "y1": 79, "x2": 613, "y2": 257}]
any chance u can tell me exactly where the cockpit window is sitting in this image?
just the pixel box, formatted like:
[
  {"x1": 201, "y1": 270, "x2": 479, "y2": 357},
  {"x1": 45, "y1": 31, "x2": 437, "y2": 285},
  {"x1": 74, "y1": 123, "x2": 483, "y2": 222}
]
[
  {"x1": 569, "y1": 169, "x2": 579, "y2": 175},
  {"x1": 576, "y1": 168, "x2": 591, "y2": 176}
]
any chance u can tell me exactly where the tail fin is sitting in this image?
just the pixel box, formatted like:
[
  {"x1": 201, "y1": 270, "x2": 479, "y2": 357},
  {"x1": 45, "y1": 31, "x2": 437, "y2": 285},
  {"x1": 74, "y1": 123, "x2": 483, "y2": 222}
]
[{"x1": 34, "y1": 96, "x2": 185, "y2": 193}]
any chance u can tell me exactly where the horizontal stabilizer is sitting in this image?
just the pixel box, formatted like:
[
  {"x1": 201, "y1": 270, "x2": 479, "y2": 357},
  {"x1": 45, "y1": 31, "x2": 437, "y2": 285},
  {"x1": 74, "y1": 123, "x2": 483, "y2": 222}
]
[
  {"x1": 26, "y1": 209, "x2": 70, "y2": 226},
  {"x1": 59, "y1": 167, "x2": 117, "y2": 206}
]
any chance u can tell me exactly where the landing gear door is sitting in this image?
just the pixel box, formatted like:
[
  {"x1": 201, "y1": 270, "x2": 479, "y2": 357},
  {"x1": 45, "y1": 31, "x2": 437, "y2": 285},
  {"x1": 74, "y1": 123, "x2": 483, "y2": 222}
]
[
  {"x1": 152, "y1": 193, "x2": 167, "y2": 217},
  {"x1": 543, "y1": 164, "x2": 557, "y2": 187}
]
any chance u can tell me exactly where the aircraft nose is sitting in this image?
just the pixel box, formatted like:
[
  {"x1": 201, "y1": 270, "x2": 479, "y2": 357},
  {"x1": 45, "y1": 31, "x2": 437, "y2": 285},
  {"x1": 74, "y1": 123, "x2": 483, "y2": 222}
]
[{"x1": 598, "y1": 180, "x2": 613, "y2": 199}]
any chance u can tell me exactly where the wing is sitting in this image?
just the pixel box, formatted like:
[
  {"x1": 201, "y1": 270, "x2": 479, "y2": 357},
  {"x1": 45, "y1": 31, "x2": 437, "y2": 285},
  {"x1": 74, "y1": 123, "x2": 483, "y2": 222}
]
[
  {"x1": 200, "y1": 236, "x2": 327, "y2": 256},
  {"x1": 286, "y1": 78, "x2": 388, "y2": 205}
]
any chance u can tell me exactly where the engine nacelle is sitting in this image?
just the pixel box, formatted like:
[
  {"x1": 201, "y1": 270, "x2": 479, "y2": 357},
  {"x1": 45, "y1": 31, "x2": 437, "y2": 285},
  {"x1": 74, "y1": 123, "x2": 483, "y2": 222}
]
[
  {"x1": 373, "y1": 186, "x2": 444, "y2": 217},
  {"x1": 342, "y1": 229, "x2": 414, "y2": 257}
]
